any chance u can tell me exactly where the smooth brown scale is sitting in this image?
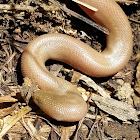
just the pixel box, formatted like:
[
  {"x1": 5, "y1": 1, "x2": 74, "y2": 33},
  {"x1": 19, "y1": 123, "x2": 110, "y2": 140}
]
[{"x1": 21, "y1": 0, "x2": 132, "y2": 122}]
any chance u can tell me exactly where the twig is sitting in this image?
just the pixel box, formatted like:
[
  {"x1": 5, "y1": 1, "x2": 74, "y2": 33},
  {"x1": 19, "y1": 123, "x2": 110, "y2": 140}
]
[
  {"x1": 87, "y1": 118, "x2": 100, "y2": 140},
  {"x1": 24, "y1": 115, "x2": 61, "y2": 137},
  {"x1": 73, "y1": 118, "x2": 85, "y2": 140},
  {"x1": 129, "y1": 18, "x2": 140, "y2": 24},
  {"x1": 72, "y1": 0, "x2": 98, "y2": 12},
  {"x1": 49, "y1": 0, "x2": 109, "y2": 35},
  {"x1": 0, "y1": 51, "x2": 16, "y2": 71},
  {"x1": 62, "y1": 5, "x2": 109, "y2": 35}
]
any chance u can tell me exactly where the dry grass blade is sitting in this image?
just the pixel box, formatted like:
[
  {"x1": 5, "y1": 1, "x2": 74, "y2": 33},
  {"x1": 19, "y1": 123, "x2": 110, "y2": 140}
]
[
  {"x1": 0, "y1": 106, "x2": 32, "y2": 138},
  {"x1": 0, "y1": 103, "x2": 18, "y2": 119},
  {"x1": 0, "y1": 51, "x2": 16, "y2": 71}
]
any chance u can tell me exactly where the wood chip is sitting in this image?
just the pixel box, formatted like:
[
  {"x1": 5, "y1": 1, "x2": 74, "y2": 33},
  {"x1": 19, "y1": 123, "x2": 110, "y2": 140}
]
[
  {"x1": 91, "y1": 94, "x2": 139, "y2": 121},
  {"x1": 0, "y1": 93, "x2": 17, "y2": 103},
  {"x1": 79, "y1": 75, "x2": 110, "y2": 98},
  {"x1": 135, "y1": 62, "x2": 140, "y2": 94}
]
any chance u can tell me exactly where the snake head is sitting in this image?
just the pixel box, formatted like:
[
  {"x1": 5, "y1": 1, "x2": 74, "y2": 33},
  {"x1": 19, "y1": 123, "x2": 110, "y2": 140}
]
[{"x1": 33, "y1": 90, "x2": 87, "y2": 122}]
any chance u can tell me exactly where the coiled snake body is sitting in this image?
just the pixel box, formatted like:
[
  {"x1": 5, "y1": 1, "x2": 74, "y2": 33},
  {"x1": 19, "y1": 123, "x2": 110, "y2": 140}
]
[{"x1": 21, "y1": 0, "x2": 132, "y2": 122}]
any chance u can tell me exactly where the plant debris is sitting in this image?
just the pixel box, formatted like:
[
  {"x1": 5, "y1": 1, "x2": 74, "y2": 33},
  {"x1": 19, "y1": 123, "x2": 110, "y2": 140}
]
[
  {"x1": 135, "y1": 62, "x2": 140, "y2": 94},
  {"x1": 0, "y1": 0, "x2": 139, "y2": 139},
  {"x1": 0, "y1": 106, "x2": 32, "y2": 138}
]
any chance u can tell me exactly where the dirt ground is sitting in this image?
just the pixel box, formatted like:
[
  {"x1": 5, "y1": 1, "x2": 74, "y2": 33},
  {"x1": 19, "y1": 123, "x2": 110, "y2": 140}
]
[{"x1": 0, "y1": 0, "x2": 140, "y2": 139}]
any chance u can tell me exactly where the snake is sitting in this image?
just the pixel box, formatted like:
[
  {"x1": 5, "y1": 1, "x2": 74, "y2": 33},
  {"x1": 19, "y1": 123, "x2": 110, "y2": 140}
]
[{"x1": 21, "y1": 0, "x2": 132, "y2": 122}]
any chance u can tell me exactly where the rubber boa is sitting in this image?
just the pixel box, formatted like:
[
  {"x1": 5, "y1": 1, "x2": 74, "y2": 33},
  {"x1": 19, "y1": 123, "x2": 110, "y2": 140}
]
[{"x1": 21, "y1": 0, "x2": 132, "y2": 122}]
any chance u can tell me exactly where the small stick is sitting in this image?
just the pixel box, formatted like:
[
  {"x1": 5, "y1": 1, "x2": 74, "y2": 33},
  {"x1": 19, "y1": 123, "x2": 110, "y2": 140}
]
[
  {"x1": 72, "y1": 0, "x2": 98, "y2": 12},
  {"x1": 50, "y1": 0, "x2": 109, "y2": 35},
  {"x1": 129, "y1": 18, "x2": 140, "y2": 24},
  {"x1": 0, "y1": 51, "x2": 16, "y2": 71},
  {"x1": 62, "y1": 5, "x2": 109, "y2": 35}
]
